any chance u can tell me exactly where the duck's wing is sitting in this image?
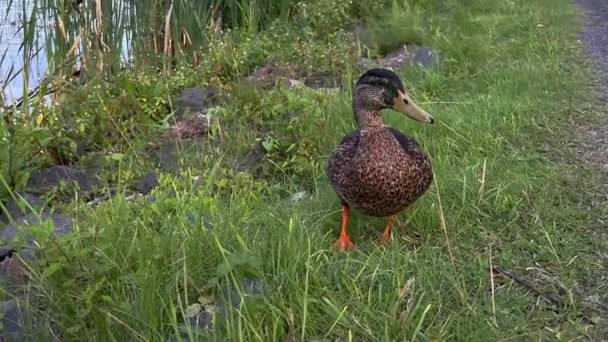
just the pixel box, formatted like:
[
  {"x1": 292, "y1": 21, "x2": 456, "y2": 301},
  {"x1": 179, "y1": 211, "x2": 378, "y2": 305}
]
[
  {"x1": 338, "y1": 129, "x2": 361, "y2": 148},
  {"x1": 327, "y1": 129, "x2": 361, "y2": 186},
  {"x1": 328, "y1": 130, "x2": 361, "y2": 168},
  {"x1": 387, "y1": 127, "x2": 432, "y2": 167},
  {"x1": 387, "y1": 127, "x2": 420, "y2": 151}
]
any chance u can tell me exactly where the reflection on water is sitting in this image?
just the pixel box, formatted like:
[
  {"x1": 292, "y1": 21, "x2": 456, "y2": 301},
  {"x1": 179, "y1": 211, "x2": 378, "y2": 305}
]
[{"x1": 0, "y1": 0, "x2": 48, "y2": 103}]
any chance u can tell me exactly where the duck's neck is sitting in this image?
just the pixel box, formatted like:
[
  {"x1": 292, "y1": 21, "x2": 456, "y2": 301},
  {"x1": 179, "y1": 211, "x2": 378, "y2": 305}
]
[{"x1": 354, "y1": 109, "x2": 383, "y2": 129}]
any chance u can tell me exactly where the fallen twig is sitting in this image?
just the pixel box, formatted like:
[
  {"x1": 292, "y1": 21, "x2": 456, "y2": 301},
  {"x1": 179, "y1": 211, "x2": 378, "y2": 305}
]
[
  {"x1": 492, "y1": 266, "x2": 600, "y2": 325},
  {"x1": 492, "y1": 266, "x2": 562, "y2": 309}
]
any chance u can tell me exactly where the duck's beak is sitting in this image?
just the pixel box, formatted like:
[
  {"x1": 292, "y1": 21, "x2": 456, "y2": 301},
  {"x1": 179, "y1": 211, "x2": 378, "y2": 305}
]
[{"x1": 392, "y1": 90, "x2": 434, "y2": 124}]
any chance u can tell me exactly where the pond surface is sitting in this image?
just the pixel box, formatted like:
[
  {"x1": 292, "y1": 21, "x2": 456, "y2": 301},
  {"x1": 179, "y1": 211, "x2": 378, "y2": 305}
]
[{"x1": 0, "y1": 0, "x2": 47, "y2": 104}]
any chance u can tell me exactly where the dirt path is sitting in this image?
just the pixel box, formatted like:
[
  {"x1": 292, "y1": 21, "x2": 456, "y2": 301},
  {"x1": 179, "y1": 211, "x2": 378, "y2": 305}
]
[
  {"x1": 579, "y1": 0, "x2": 608, "y2": 81},
  {"x1": 573, "y1": 1, "x2": 608, "y2": 338},
  {"x1": 577, "y1": 0, "x2": 608, "y2": 172}
]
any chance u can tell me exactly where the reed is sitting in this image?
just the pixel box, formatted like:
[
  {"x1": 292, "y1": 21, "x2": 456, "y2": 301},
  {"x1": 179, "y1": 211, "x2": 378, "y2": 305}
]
[
  {"x1": 36, "y1": 0, "x2": 296, "y2": 76},
  {"x1": 2, "y1": 0, "x2": 297, "y2": 108}
]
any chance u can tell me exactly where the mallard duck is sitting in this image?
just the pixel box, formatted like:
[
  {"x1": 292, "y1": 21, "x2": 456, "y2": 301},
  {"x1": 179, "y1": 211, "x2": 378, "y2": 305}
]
[{"x1": 327, "y1": 68, "x2": 434, "y2": 251}]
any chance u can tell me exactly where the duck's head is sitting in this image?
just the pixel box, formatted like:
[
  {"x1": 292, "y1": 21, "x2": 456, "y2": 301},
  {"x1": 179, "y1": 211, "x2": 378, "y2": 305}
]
[{"x1": 353, "y1": 68, "x2": 434, "y2": 127}]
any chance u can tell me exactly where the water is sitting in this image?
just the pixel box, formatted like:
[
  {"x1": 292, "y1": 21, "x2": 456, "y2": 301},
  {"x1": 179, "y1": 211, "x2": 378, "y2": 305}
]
[
  {"x1": 0, "y1": 1, "x2": 231, "y2": 107},
  {"x1": 0, "y1": 0, "x2": 48, "y2": 104},
  {"x1": 0, "y1": 0, "x2": 136, "y2": 107}
]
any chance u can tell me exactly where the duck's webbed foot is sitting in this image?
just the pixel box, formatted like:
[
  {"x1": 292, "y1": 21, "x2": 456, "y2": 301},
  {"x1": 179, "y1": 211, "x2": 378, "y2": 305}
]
[
  {"x1": 334, "y1": 205, "x2": 356, "y2": 252},
  {"x1": 378, "y1": 215, "x2": 397, "y2": 243}
]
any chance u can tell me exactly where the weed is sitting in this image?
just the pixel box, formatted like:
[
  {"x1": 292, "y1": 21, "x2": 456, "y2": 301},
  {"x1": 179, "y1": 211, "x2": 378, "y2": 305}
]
[{"x1": 0, "y1": 0, "x2": 606, "y2": 340}]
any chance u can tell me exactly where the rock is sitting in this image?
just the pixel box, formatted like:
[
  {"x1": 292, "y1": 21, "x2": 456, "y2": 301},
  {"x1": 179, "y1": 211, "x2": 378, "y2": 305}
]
[
  {"x1": 0, "y1": 212, "x2": 73, "y2": 246},
  {"x1": 246, "y1": 64, "x2": 306, "y2": 89},
  {"x1": 0, "y1": 299, "x2": 32, "y2": 341},
  {"x1": 359, "y1": 47, "x2": 409, "y2": 71},
  {"x1": 185, "y1": 211, "x2": 196, "y2": 224},
  {"x1": 191, "y1": 176, "x2": 201, "y2": 188},
  {"x1": 187, "y1": 306, "x2": 212, "y2": 332},
  {"x1": 78, "y1": 152, "x2": 105, "y2": 175},
  {"x1": 247, "y1": 63, "x2": 332, "y2": 90},
  {"x1": 358, "y1": 44, "x2": 439, "y2": 71},
  {"x1": 0, "y1": 247, "x2": 16, "y2": 260},
  {"x1": 247, "y1": 64, "x2": 293, "y2": 88},
  {"x1": 175, "y1": 86, "x2": 227, "y2": 120},
  {"x1": 289, "y1": 191, "x2": 309, "y2": 203},
  {"x1": 75, "y1": 140, "x2": 101, "y2": 159},
  {"x1": 281, "y1": 78, "x2": 306, "y2": 89},
  {"x1": 218, "y1": 277, "x2": 267, "y2": 311},
  {"x1": 0, "y1": 205, "x2": 69, "y2": 294},
  {"x1": 357, "y1": 57, "x2": 373, "y2": 71},
  {"x1": 134, "y1": 172, "x2": 159, "y2": 195},
  {"x1": 185, "y1": 211, "x2": 213, "y2": 228},
  {"x1": 25, "y1": 165, "x2": 100, "y2": 195},
  {"x1": 165, "y1": 113, "x2": 211, "y2": 141},
  {"x1": 240, "y1": 277, "x2": 267, "y2": 295},
  {"x1": 0, "y1": 193, "x2": 46, "y2": 224},
  {"x1": 0, "y1": 195, "x2": 70, "y2": 295},
  {"x1": 382, "y1": 46, "x2": 411, "y2": 69},
  {"x1": 349, "y1": 22, "x2": 440, "y2": 67},
  {"x1": 86, "y1": 193, "x2": 112, "y2": 208},
  {"x1": 75, "y1": 141, "x2": 90, "y2": 157},
  {"x1": 170, "y1": 278, "x2": 267, "y2": 340},
  {"x1": 349, "y1": 23, "x2": 374, "y2": 58},
  {"x1": 166, "y1": 304, "x2": 213, "y2": 341},
  {"x1": 411, "y1": 45, "x2": 439, "y2": 68},
  {"x1": 151, "y1": 144, "x2": 180, "y2": 174},
  {"x1": 0, "y1": 248, "x2": 28, "y2": 294},
  {"x1": 236, "y1": 133, "x2": 271, "y2": 172},
  {"x1": 303, "y1": 74, "x2": 340, "y2": 89}
]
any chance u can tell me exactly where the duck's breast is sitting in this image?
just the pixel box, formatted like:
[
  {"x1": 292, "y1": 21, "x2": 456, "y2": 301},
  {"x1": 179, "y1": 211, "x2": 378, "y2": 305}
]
[{"x1": 342, "y1": 127, "x2": 433, "y2": 216}]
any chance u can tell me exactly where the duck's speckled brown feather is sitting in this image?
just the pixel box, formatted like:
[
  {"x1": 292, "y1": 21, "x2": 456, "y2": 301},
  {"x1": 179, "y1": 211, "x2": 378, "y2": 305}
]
[{"x1": 327, "y1": 126, "x2": 433, "y2": 217}]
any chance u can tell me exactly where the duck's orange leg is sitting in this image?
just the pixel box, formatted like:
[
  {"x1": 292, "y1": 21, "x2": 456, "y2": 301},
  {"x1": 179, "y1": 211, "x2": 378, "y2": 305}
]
[
  {"x1": 333, "y1": 206, "x2": 355, "y2": 252},
  {"x1": 378, "y1": 215, "x2": 397, "y2": 243}
]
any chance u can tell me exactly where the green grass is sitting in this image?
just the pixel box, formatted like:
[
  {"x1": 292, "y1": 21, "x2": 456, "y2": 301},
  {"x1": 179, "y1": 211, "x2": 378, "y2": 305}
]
[
  {"x1": 366, "y1": 0, "x2": 428, "y2": 56},
  {"x1": 2, "y1": 0, "x2": 608, "y2": 340}
]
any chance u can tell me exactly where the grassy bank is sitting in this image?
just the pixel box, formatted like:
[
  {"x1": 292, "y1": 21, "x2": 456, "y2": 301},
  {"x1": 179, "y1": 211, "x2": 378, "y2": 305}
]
[{"x1": 2, "y1": 0, "x2": 607, "y2": 340}]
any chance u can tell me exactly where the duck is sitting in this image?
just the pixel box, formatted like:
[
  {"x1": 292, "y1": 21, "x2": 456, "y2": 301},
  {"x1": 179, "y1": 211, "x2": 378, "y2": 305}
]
[{"x1": 326, "y1": 68, "x2": 434, "y2": 252}]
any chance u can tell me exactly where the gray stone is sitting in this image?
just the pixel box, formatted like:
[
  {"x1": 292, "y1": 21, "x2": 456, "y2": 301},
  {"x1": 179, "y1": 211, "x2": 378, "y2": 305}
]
[
  {"x1": 185, "y1": 211, "x2": 213, "y2": 229},
  {"x1": 135, "y1": 172, "x2": 159, "y2": 195},
  {"x1": 0, "y1": 193, "x2": 46, "y2": 224},
  {"x1": 358, "y1": 45, "x2": 439, "y2": 72},
  {"x1": 219, "y1": 277, "x2": 267, "y2": 310},
  {"x1": 78, "y1": 152, "x2": 106, "y2": 175},
  {"x1": 0, "y1": 248, "x2": 29, "y2": 294},
  {"x1": 0, "y1": 247, "x2": 16, "y2": 260},
  {"x1": 188, "y1": 309, "x2": 212, "y2": 332},
  {"x1": 166, "y1": 305, "x2": 212, "y2": 341},
  {"x1": 241, "y1": 277, "x2": 266, "y2": 295},
  {"x1": 282, "y1": 79, "x2": 306, "y2": 89},
  {"x1": 175, "y1": 86, "x2": 227, "y2": 120},
  {"x1": 349, "y1": 23, "x2": 374, "y2": 58},
  {"x1": 237, "y1": 133, "x2": 271, "y2": 172},
  {"x1": 246, "y1": 64, "x2": 293, "y2": 89},
  {"x1": 25, "y1": 165, "x2": 100, "y2": 195},
  {"x1": 17, "y1": 248, "x2": 35, "y2": 261},
  {"x1": 165, "y1": 113, "x2": 211, "y2": 141},
  {"x1": 0, "y1": 212, "x2": 71, "y2": 294},
  {"x1": 185, "y1": 211, "x2": 196, "y2": 224},
  {"x1": 170, "y1": 279, "x2": 267, "y2": 339},
  {"x1": 152, "y1": 145, "x2": 180, "y2": 173},
  {"x1": 377, "y1": 47, "x2": 409, "y2": 70},
  {"x1": 303, "y1": 74, "x2": 340, "y2": 89},
  {"x1": 412, "y1": 46, "x2": 439, "y2": 68},
  {"x1": 0, "y1": 212, "x2": 73, "y2": 245},
  {"x1": 289, "y1": 191, "x2": 309, "y2": 203},
  {"x1": 0, "y1": 299, "x2": 32, "y2": 341}
]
